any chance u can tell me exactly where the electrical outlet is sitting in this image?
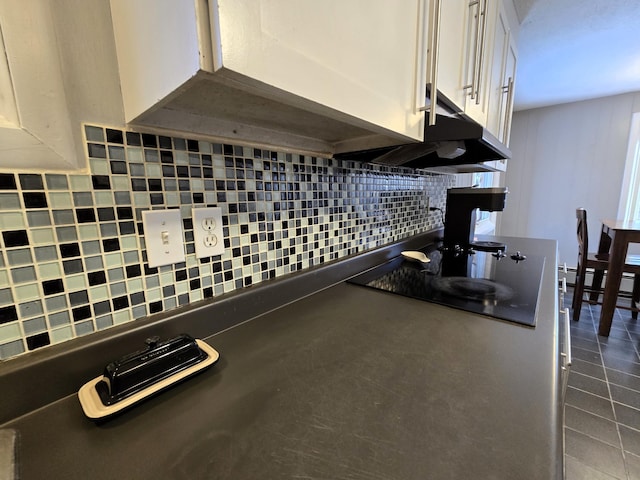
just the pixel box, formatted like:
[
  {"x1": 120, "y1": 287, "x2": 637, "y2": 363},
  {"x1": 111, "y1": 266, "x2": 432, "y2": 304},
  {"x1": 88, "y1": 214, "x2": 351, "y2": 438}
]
[
  {"x1": 142, "y1": 209, "x2": 185, "y2": 268},
  {"x1": 192, "y1": 207, "x2": 225, "y2": 258}
]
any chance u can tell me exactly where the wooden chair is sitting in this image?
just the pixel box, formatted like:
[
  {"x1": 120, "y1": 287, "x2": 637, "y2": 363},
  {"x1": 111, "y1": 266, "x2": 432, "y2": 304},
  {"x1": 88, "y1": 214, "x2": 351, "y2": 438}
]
[{"x1": 572, "y1": 208, "x2": 640, "y2": 321}]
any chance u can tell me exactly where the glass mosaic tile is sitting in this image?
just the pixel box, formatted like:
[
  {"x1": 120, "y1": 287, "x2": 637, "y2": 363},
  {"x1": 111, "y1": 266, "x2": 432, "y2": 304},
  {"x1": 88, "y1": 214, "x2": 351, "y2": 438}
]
[
  {"x1": 26, "y1": 332, "x2": 50, "y2": 350},
  {"x1": 74, "y1": 320, "x2": 94, "y2": 336},
  {"x1": 96, "y1": 314, "x2": 113, "y2": 330},
  {"x1": 0, "y1": 270, "x2": 9, "y2": 288},
  {"x1": 11, "y1": 266, "x2": 36, "y2": 284},
  {"x1": 106, "y1": 128, "x2": 124, "y2": 144},
  {"x1": 132, "y1": 305, "x2": 147, "y2": 319},
  {"x1": 27, "y1": 210, "x2": 52, "y2": 227},
  {"x1": 113, "y1": 310, "x2": 130, "y2": 325},
  {"x1": 7, "y1": 248, "x2": 32, "y2": 266},
  {"x1": 79, "y1": 224, "x2": 99, "y2": 240},
  {"x1": 0, "y1": 193, "x2": 21, "y2": 210},
  {"x1": 0, "y1": 173, "x2": 18, "y2": 190},
  {"x1": 0, "y1": 213, "x2": 26, "y2": 230},
  {"x1": 85, "y1": 125, "x2": 105, "y2": 142},
  {"x1": 120, "y1": 236, "x2": 138, "y2": 250},
  {"x1": 48, "y1": 311, "x2": 70, "y2": 328},
  {"x1": 52, "y1": 209, "x2": 75, "y2": 225},
  {"x1": 110, "y1": 282, "x2": 127, "y2": 297},
  {"x1": 89, "y1": 285, "x2": 109, "y2": 301},
  {"x1": 14, "y1": 284, "x2": 40, "y2": 302},
  {"x1": 145, "y1": 275, "x2": 160, "y2": 289},
  {"x1": 45, "y1": 295, "x2": 68, "y2": 313},
  {"x1": 104, "y1": 252, "x2": 122, "y2": 267},
  {"x1": 19, "y1": 300, "x2": 43, "y2": 318},
  {"x1": 48, "y1": 192, "x2": 72, "y2": 209},
  {"x1": 38, "y1": 263, "x2": 61, "y2": 280},
  {"x1": 19, "y1": 174, "x2": 44, "y2": 190},
  {"x1": 114, "y1": 191, "x2": 131, "y2": 205},
  {"x1": 31, "y1": 229, "x2": 55, "y2": 245},
  {"x1": 69, "y1": 290, "x2": 89, "y2": 307},
  {"x1": 0, "y1": 288, "x2": 12, "y2": 305},
  {"x1": 0, "y1": 340, "x2": 25, "y2": 359},
  {"x1": 66, "y1": 274, "x2": 87, "y2": 291},
  {"x1": 94, "y1": 191, "x2": 114, "y2": 206},
  {"x1": 23, "y1": 317, "x2": 46, "y2": 335},
  {"x1": 109, "y1": 146, "x2": 126, "y2": 160},
  {"x1": 50, "y1": 325, "x2": 73, "y2": 343},
  {"x1": 45, "y1": 174, "x2": 69, "y2": 190},
  {"x1": 128, "y1": 148, "x2": 144, "y2": 163},
  {"x1": 56, "y1": 226, "x2": 78, "y2": 242},
  {"x1": 0, "y1": 322, "x2": 21, "y2": 341}
]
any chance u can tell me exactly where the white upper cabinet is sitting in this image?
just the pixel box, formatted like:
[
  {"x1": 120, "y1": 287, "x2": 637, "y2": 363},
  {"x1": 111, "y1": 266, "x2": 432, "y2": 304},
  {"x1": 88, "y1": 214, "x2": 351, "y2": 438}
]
[
  {"x1": 485, "y1": 1, "x2": 517, "y2": 171},
  {"x1": 427, "y1": 0, "x2": 517, "y2": 135},
  {"x1": 487, "y1": 1, "x2": 517, "y2": 145},
  {"x1": 110, "y1": 0, "x2": 427, "y2": 156},
  {"x1": 429, "y1": 0, "x2": 469, "y2": 114},
  {"x1": 0, "y1": 1, "x2": 79, "y2": 171}
]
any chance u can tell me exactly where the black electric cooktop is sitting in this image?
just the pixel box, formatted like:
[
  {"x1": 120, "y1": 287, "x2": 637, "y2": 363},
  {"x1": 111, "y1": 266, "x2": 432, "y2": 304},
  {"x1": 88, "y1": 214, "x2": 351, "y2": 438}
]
[{"x1": 349, "y1": 246, "x2": 545, "y2": 327}]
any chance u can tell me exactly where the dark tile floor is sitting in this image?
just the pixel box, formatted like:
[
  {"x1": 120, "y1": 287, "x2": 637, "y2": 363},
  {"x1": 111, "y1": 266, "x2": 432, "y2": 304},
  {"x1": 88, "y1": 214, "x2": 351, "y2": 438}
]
[{"x1": 565, "y1": 291, "x2": 640, "y2": 479}]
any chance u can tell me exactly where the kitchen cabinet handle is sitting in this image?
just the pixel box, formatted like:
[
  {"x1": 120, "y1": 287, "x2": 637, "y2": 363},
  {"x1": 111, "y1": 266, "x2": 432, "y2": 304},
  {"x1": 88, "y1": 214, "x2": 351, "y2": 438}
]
[
  {"x1": 416, "y1": 0, "x2": 440, "y2": 126},
  {"x1": 560, "y1": 277, "x2": 567, "y2": 295},
  {"x1": 560, "y1": 308, "x2": 572, "y2": 399},
  {"x1": 427, "y1": 0, "x2": 441, "y2": 126},
  {"x1": 502, "y1": 76, "x2": 514, "y2": 142},
  {"x1": 464, "y1": 0, "x2": 483, "y2": 101},
  {"x1": 474, "y1": 0, "x2": 488, "y2": 105},
  {"x1": 415, "y1": 0, "x2": 430, "y2": 115}
]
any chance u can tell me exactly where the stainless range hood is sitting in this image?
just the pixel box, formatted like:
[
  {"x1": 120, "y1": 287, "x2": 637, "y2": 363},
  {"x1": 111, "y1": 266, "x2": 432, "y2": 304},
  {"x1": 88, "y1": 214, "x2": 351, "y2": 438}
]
[{"x1": 334, "y1": 108, "x2": 511, "y2": 171}]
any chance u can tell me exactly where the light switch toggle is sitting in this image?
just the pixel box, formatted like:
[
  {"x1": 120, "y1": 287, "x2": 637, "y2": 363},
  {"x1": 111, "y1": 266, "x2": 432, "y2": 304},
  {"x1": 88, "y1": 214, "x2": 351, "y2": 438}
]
[{"x1": 142, "y1": 210, "x2": 186, "y2": 267}]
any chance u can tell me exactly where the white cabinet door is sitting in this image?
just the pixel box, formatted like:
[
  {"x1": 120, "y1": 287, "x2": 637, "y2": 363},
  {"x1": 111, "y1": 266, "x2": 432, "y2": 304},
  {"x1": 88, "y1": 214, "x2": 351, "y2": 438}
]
[
  {"x1": 110, "y1": 0, "x2": 205, "y2": 123},
  {"x1": 0, "y1": 1, "x2": 78, "y2": 170},
  {"x1": 486, "y1": 1, "x2": 509, "y2": 140},
  {"x1": 433, "y1": 0, "x2": 469, "y2": 113},
  {"x1": 486, "y1": 0, "x2": 516, "y2": 145},
  {"x1": 212, "y1": 0, "x2": 425, "y2": 142},
  {"x1": 488, "y1": 37, "x2": 516, "y2": 172},
  {"x1": 485, "y1": 1, "x2": 517, "y2": 171}
]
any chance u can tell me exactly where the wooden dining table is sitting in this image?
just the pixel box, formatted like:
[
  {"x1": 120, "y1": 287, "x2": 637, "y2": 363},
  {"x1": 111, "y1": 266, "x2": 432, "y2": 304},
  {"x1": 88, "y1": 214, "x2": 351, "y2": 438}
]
[{"x1": 597, "y1": 219, "x2": 640, "y2": 336}]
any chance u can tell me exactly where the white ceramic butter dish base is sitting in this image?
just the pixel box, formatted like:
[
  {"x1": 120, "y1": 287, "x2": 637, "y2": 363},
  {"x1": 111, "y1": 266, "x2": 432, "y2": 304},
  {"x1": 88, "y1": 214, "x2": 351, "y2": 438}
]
[{"x1": 78, "y1": 339, "x2": 219, "y2": 420}]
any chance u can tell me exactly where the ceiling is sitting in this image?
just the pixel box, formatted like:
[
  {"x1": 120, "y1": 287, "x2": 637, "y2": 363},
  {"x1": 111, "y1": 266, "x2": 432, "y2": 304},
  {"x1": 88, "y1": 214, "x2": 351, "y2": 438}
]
[{"x1": 512, "y1": 0, "x2": 640, "y2": 111}]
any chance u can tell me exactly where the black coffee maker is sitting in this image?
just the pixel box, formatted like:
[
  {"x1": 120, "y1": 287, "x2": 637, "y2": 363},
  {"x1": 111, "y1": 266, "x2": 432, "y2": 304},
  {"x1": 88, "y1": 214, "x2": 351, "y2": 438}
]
[{"x1": 442, "y1": 187, "x2": 508, "y2": 251}]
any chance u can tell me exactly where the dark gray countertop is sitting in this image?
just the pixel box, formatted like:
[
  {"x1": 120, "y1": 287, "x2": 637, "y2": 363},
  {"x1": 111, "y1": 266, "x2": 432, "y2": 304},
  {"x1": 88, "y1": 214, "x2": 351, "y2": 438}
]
[{"x1": 2, "y1": 235, "x2": 561, "y2": 479}]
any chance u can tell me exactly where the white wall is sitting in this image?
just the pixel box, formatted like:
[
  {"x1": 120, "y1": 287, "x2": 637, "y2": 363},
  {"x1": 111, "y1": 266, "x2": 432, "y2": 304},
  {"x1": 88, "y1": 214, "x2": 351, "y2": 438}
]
[{"x1": 498, "y1": 91, "x2": 640, "y2": 266}]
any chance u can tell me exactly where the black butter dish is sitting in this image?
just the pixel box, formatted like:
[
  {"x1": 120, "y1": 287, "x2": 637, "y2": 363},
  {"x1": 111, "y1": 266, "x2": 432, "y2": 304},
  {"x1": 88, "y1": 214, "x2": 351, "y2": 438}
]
[{"x1": 78, "y1": 334, "x2": 219, "y2": 419}]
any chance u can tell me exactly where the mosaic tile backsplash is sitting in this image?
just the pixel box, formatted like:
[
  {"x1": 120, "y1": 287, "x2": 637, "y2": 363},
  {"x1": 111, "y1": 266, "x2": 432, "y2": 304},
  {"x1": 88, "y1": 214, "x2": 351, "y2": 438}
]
[{"x1": 0, "y1": 125, "x2": 454, "y2": 361}]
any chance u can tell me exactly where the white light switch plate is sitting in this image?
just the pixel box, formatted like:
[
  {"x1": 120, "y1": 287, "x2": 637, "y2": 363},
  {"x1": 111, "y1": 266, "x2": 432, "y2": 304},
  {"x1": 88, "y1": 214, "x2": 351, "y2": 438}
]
[
  {"x1": 192, "y1": 207, "x2": 225, "y2": 258},
  {"x1": 142, "y1": 209, "x2": 185, "y2": 268}
]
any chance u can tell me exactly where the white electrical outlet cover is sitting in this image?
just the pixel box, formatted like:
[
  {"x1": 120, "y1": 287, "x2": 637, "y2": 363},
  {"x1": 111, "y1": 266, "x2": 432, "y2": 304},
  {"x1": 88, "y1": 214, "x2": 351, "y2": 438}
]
[
  {"x1": 142, "y1": 209, "x2": 185, "y2": 268},
  {"x1": 192, "y1": 207, "x2": 225, "y2": 258}
]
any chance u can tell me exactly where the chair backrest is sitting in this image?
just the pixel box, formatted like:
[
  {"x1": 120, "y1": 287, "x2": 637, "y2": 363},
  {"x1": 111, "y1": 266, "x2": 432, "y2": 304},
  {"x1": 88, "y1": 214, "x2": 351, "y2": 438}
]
[
  {"x1": 576, "y1": 208, "x2": 588, "y2": 251},
  {"x1": 576, "y1": 208, "x2": 588, "y2": 275}
]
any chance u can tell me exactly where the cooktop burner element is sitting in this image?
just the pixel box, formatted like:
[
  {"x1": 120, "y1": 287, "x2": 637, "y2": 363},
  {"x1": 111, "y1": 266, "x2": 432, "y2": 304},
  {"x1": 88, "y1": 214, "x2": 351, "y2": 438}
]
[
  {"x1": 469, "y1": 240, "x2": 507, "y2": 252},
  {"x1": 348, "y1": 244, "x2": 545, "y2": 327},
  {"x1": 430, "y1": 277, "x2": 515, "y2": 302}
]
